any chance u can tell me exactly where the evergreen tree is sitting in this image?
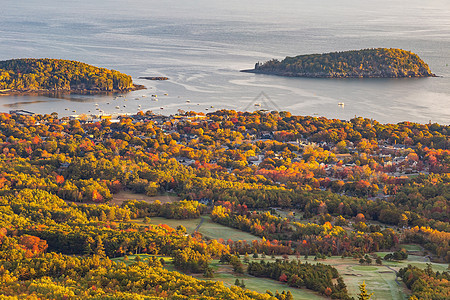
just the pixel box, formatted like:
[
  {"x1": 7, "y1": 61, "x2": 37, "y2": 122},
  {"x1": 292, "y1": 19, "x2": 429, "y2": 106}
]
[{"x1": 357, "y1": 281, "x2": 373, "y2": 300}]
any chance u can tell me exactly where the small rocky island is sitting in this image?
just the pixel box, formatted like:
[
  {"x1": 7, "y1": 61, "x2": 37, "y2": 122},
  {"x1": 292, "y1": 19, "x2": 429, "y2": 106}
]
[
  {"x1": 139, "y1": 76, "x2": 169, "y2": 81},
  {"x1": 242, "y1": 48, "x2": 435, "y2": 78},
  {"x1": 0, "y1": 58, "x2": 144, "y2": 95}
]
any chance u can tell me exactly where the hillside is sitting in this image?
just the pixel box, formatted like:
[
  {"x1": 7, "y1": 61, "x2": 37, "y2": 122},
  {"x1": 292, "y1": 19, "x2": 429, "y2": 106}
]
[
  {"x1": 0, "y1": 58, "x2": 141, "y2": 93},
  {"x1": 244, "y1": 48, "x2": 435, "y2": 78},
  {"x1": 0, "y1": 110, "x2": 448, "y2": 299}
]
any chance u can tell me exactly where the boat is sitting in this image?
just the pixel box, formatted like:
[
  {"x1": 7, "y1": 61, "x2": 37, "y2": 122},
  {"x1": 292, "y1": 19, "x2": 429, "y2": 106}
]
[
  {"x1": 254, "y1": 103, "x2": 261, "y2": 107},
  {"x1": 151, "y1": 94, "x2": 157, "y2": 97},
  {"x1": 152, "y1": 98, "x2": 158, "y2": 101},
  {"x1": 186, "y1": 100, "x2": 191, "y2": 103},
  {"x1": 164, "y1": 93, "x2": 168, "y2": 96},
  {"x1": 338, "y1": 102, "x2": 345, "y2": 106}
]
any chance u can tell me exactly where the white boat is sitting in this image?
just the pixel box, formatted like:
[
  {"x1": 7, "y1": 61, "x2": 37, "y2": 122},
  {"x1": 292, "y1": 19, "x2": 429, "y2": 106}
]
[
  {"x1": 338, "y1": 102, "x2": 345, "y2": 106},
  {"x1": 186, "y1": 100, "x2": 191, "y2": 103},
  {"x1": 115, "y1": 106, "x2": 120, "y2": 109}
]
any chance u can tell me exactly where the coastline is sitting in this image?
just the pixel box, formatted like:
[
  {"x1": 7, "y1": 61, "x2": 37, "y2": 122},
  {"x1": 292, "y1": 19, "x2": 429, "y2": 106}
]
[
  {"x1": 0, "y1": 84, "x2": 146, "y2": 97},
  {"x1": 240, "y1": 69, "x2": 437, "y2": 78}
]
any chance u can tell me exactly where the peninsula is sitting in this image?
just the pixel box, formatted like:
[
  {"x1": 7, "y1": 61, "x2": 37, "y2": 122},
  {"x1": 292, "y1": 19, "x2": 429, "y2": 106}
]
[
  {"x1": 242, "y1": 48, "x2": 435, "y2": 78},
  {"x1": 0, "y1": 58, "x2": 144, "y2": 95}
]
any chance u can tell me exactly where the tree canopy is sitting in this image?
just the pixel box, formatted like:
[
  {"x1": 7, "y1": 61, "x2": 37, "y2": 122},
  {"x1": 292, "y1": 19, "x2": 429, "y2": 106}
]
[
  {"x1": 0, "y1": 58, "x2": 135, "y2": 91},
  {"x1": 250, "y1": 48, "x2": 434, "y2": 78}
]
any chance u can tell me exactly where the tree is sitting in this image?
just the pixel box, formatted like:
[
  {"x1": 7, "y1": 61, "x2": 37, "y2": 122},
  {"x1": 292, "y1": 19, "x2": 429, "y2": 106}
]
[
  {"x1": 357, "y1": 281, "x2": 373, "y2": 300},
  {"x1": 204, "y1": 266, "x2": 214, "y2": 278},
  {"x1": 376, "y1": 257, "x2": 382, "y2": 265},
  {"x1": 279, "y1": 273, "x2": 288, "y2": 282},
  {"x1": 94, "y1": 236, "x2": 105, "y2": 257}
]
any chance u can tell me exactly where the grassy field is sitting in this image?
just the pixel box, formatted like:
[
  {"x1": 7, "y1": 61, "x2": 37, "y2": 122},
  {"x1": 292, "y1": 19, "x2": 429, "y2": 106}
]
[
  {"x1": 141, "y1": 216, "x2": 262, "y2": 241},
  {"x1": 111, "y1": 191, "x2": 180, "y2": 206},
  {"x1": 112, "y1": 255, "x2": 325, "y2": 300},
  {"x1": 299, "y1": 255, "x2": 447, "y2": 300},
  {"x1": 111, "y1": 253, "x2": 448, "y2": 300}
]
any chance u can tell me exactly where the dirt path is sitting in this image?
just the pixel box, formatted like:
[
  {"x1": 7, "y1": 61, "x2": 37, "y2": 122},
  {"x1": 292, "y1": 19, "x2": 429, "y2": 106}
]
[
  {"x1": 384, "y1": 265, "x2": 401, "y2": 286},
  {"x1": 194, "y1": 217, "x2": 205, "y2": 232}
]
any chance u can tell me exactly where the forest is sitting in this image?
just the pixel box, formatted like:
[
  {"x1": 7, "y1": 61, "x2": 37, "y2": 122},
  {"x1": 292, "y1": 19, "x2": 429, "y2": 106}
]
[
  {"x1": 248, "y1": 48, "x2": 435, "y2": 78},
  {"x1": 0, "y1": 109, "x2": 448, "y2": 299},
  {"x1": 0, "y1": 59, "x2": 136, "y2": 92}
]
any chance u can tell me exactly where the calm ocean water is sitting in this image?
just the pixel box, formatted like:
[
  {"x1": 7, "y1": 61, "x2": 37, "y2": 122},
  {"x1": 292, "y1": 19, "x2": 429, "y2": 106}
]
[{"x1": 1, "y1": 0, "x2": 449, "y2": 124}]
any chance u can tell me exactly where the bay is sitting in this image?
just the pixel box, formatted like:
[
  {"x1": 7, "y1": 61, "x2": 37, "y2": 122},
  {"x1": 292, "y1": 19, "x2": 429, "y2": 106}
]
[{"x1": 1, "y1": 0, "x2": 449, "y2": 124}]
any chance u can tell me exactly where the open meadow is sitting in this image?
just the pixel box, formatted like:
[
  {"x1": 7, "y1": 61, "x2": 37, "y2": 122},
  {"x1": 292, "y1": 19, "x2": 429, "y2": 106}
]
[
  {"x1": 132, "y1": 216, "x2": 262, "y2": 241},
  {"x1": 111, "y1": 249, "x2": 448, "y2": 300}
]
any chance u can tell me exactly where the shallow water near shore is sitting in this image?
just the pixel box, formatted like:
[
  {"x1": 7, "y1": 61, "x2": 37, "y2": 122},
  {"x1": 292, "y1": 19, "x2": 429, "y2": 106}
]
[{"x1": 1, "y1": 0, "x2": 450, "y2": 124}]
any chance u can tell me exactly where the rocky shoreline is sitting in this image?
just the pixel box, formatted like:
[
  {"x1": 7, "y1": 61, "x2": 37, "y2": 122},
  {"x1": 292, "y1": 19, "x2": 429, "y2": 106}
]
[
  {"x1": 241, "y1": 69, "x2": 437, "y2": 78},
  {"x1": 0, "y1": 84, "x2": 146, "y2": 96}
]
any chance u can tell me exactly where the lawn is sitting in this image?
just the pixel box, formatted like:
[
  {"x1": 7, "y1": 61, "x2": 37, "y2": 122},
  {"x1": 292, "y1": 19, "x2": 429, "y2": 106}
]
[
  {"x1": 197, "y1": 259, "x2": 326, "y2": 300},
  {"x1": 143, "y1": 216, "x2": 262, "y2": 241},
  {"x1": 111, "y1": 191, "x2": 180, "y2": 206},
  {"x1": 111, "y1": 253, "x2": 448, "y2": 300},
  {"x1": 298, "y1": 255, "x2": 448, "y2": 300},
  {"x1": 111, "y1": 255, "x2": 325, "y2": 299},
  {"x1": 298, "y1": 256, "x2": 409, "y2": 300}
]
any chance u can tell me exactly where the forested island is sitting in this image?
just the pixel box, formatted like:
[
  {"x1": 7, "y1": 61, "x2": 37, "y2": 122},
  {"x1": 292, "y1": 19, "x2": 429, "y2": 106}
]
[
  {"x1": 0, "y1": 58, "x2": 143, "y2": 94},
  {"x1": 243, "y1": 48, "x2": 435, "y2": 78}
]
